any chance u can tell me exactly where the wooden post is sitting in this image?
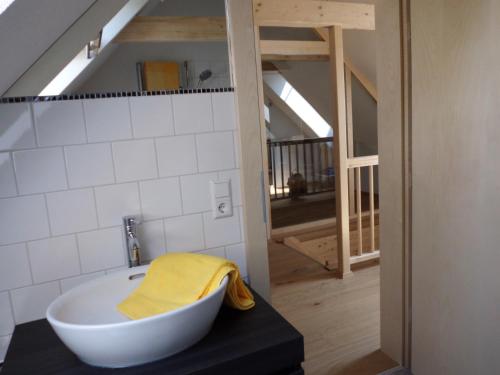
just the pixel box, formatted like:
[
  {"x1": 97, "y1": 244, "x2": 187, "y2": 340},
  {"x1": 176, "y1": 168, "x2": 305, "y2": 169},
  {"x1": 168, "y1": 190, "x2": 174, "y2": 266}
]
[
  {"x1": 329, "y1": 26, "x2": 352, "y2": 278},
  {"x1": 369, "y1": 165, "x2": 375, "y2": 251},
  {"x1": 356, "y1": 167, "x2": 363, "y2": 255},
  {"x1": 225, "y1": 0, "x2": 270, "y2": 300},
  {"x1": 345, "y1": 67, "x2": 355, "y2": 216}
]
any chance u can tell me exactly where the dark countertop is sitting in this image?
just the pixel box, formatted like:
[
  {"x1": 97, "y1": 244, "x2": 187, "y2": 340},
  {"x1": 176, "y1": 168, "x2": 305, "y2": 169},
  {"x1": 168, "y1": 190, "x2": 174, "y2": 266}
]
[{"x1": 2, "y1": 292, "x2": 304, "y2": 375}]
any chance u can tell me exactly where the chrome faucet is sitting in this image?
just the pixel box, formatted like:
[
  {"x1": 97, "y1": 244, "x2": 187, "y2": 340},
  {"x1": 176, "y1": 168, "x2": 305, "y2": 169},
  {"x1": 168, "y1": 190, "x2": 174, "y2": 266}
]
[{"x1": 123, "y1": 216, "x2": 141, "y2": 267}]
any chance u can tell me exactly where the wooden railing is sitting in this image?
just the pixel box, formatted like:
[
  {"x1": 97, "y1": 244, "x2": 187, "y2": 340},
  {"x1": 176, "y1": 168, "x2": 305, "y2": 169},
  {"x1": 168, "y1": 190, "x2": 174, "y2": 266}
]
[
  {"x1": 267, "y1": 137, "x2": 334, "y2": 200},
  {"x1": 347, "y1": 155, "x2": 379, "y2": 264}
]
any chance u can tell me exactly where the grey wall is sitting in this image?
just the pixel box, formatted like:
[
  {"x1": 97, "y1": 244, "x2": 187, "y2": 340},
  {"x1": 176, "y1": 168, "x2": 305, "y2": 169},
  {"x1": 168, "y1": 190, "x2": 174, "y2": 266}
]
[{"x1": 0, "y1": 0, "x2": 95, "y2": 95}]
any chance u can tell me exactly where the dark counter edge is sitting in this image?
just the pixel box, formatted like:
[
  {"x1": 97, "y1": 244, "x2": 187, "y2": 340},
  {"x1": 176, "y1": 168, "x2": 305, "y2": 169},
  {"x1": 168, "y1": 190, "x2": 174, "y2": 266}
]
[{"x1": 2, "y1": 292, "x2": 304, "y2": 375}]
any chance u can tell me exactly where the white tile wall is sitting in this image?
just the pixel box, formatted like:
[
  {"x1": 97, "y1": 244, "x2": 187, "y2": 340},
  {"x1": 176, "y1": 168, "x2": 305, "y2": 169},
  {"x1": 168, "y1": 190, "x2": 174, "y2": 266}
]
[
  {"x1": 83, "y1": 98, "x2": 132, "y2": 142},
  {"x1": 0, "y1": 195, "x2": 49, "y2": 245},
  {"x1": 212, "y1": 92, "x2": 237, "y2": 131},
  {"x1": 112, "y1": 139, "x2": 158, "y2": 182},
  {"x1": 0, "y1": 103, "x2": 36, "y2": 151},
  {"x1": 77, "y1": 227, "x2": 125, "y2": 273},
  {"x1": 27, "y1": 235, "x2": 80, "y2": 283},
  {"x1": 0, "y1": 152, "x2": 17, "y2": 198},
  {"x1": 13, "y1": 148, "x2": 68, "y2": 194},
  {"x1": 10, "y1": 282, "x2": 60, "y2": 324},
  {"x1": 33, "y1": 101, "x2": 86, "y2": 147},
  {"x1": 156, "y1": 135, "x2": 198, "y2": 177},
  {"x1": 172, "y1": 93, "x2": 213, "y2": 134},
  {"x1": 94, "y1": 183, "x2": 141, "y2": 227},
  {"x1": 0, "y1": 244, "x2": 32, "y2": 291},
  {"x1": 0, "y1": 92, "x2": 247, "y2": 362},
  {"x1": 46, "y1": 189, "x2": 98, "y2": 235},
  {"x1": 203, "y1": 208, "x2": 241, "y2": 248},
  {"x1": 130, "y1": 96, "x2": 175, "y2": 138},
  {"x1": 0, "y1": 292, "x2": 14, "y2": 336},
  {"x1": 180, "y1": 172, "x2": 218, "y2": 214},
  {"x1": 0, "y1": 335, "x2": 11, "y2": 363},
  {"x1": 164, "y1": 213, "x2": 205, "y2": 252},
  {"x1": 139, "y1": 178, "x2": 182, "y2": 221},
  {"x1": 65, "y1": 143, "x2": 115, "y2": 188},
  {"x1": 138, "y1": 220, "x2": 166, "y2": 261},
  {"x1": 196, "y1": 132, "x2": 235, "y2": 172}
]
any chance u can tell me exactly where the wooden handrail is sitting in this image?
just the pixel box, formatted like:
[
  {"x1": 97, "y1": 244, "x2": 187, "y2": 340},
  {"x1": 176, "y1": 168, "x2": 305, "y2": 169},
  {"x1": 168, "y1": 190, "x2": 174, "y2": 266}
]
[{"x1": 347, "y1": 155, "x2": 379, "y2": 169}]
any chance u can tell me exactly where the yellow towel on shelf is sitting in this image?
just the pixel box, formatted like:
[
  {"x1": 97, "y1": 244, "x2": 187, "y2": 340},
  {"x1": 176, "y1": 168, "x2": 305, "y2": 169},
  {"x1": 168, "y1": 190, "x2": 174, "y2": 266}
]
[{"x1": 117, "y1": 253, "x2": 255, "y2": 320}]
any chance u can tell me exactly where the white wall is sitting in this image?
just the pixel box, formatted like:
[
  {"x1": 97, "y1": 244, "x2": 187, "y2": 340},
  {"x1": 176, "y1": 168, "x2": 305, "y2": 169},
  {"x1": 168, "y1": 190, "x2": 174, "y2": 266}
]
[
  {"x1": 0, "y1": 91, "x2": 246, "y2": 362},
  {"x1": 411, "y1": 1, "x2": 500, "y2": 374},
  {"x1": 74, "y1": 0, "x2": 231, "y2": 93}
]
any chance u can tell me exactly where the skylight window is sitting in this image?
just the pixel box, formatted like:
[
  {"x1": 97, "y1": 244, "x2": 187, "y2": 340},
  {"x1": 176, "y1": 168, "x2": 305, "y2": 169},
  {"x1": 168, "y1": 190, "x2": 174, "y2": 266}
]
[
  {"x1": 0, "y1": 0, "x2": 15, "y2": 14},
  {"x1": 263, "y1": 73, "x2": 332, "y2": 138}
]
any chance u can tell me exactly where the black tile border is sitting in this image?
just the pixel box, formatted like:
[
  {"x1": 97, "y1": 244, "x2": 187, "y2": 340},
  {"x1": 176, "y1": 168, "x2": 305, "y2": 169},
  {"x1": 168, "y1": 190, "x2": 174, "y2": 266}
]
[{"x1": 0, "y1": 88, "x2": 235, "y2": 104}]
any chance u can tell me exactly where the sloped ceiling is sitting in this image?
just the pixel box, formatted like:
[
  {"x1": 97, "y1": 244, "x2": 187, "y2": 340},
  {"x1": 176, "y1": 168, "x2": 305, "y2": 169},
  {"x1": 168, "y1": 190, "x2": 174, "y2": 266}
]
[{"x1": 0, "y1": 0, "x2": 96, "y2": 94}]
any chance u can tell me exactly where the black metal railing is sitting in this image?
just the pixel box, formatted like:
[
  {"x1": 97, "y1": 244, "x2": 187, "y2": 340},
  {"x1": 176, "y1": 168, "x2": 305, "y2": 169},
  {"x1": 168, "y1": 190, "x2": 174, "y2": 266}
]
[{"x1": 267, "y1": 137, "x2": 335, "y2": 200}]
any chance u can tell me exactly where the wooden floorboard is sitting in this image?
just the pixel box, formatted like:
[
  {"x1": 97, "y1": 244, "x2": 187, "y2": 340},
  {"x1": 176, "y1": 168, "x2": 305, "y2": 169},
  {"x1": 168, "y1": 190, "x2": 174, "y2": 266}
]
[{"x1": 269, "y1": 241, "x2": 396, "y2": 374}]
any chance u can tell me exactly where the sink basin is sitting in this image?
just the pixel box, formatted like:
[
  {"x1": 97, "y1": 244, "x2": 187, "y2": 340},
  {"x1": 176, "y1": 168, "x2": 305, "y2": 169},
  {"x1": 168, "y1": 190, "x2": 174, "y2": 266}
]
[{"x1": 46, "y1": 265, "x2": 228, "y2": 368}]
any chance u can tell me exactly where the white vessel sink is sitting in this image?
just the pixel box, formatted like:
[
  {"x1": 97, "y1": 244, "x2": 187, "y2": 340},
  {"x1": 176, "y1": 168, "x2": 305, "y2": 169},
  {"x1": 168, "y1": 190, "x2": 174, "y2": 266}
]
[{"x1": 46, "y1": 265, "x2": 228, "y2": 368}]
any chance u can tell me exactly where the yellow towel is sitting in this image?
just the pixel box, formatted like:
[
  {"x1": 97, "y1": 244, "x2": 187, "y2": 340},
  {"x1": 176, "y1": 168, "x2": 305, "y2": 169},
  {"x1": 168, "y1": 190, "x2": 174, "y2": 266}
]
[{"x1": 117, "y1": 253, "x2": 255, "y2": 320}]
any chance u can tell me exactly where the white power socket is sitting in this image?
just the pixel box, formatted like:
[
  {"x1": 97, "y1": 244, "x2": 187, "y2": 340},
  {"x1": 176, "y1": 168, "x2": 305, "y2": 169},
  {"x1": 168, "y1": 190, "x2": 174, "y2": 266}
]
[{"x1": 210, "y1": 180, "x2": 233, "y2": 219}]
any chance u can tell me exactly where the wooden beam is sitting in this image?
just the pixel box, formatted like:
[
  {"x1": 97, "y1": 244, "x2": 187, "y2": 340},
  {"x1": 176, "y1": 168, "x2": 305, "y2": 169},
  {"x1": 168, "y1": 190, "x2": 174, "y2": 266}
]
[
  {"x1": 253, "y1": 0, "x2": 375, "y2": 30},
  {"x1": 225, "y1": 0, "x2": 270, "y2": 300},
  {"x1": 346, "y1": 67, "x2": 355, "y2": 216},
  {"x1": 260, "y1": 40, "x2": 329, "y2": 56},
  {"x1": 329, "y1": 25, "x2": 352, "y2": 278},
  {"x1": 261, "y1": 54, "x2": 328, "y2": 62},
  {"x1": 115, "y1": 16, "x2": 227, "y2": 43}
]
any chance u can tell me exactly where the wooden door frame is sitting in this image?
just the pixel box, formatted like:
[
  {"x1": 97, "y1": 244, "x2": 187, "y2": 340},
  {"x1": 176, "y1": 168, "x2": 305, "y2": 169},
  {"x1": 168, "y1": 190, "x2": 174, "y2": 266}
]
[{"x1": 225, "y1": 0, "x2": 412, "y2": 368}]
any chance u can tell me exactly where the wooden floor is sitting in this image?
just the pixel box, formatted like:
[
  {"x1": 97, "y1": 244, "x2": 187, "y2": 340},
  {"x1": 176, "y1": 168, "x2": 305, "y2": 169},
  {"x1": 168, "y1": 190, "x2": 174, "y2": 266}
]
[
  {"x1": 271, "y1": 192, "x2": 379, "y2": 229},
  {"x1": 269, "y1": 241, "x2": 396, "y2": 375}
]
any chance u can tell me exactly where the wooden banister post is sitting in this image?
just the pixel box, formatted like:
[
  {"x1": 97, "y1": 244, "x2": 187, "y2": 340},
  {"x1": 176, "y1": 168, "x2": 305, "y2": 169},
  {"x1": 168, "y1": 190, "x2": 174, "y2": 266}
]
[{"x1": 329, "y1": 26, "x2": 352, "y2": 278}]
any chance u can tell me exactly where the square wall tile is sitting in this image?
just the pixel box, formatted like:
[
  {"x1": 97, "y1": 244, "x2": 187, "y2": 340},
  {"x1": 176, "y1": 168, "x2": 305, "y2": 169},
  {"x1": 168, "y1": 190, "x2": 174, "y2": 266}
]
[
  {"x1": 130, "y1": 96, "x2": 174, "y2": 138},
  {"x1": 156, "y1": 135, "x2": 197, "y2": 177},
  {"x1": 212, "y1": 93, "x2": 237, "y2": 131},
  {"x1": 140, "y1": 178, "x2": 182, "y2": 221},
  {"x1": 180, "y1": 172, "x2": 218, "y2": 214},
  {"x1": 196, "y1": 132, "x2": 235, "y2": 172},
  {"x1": 27, "y1": 235, "x2": 80, "y2": 284},
  {"x1": 10, "y1": 282, "x2": 60, "y2": 324},
  {"x1": 112, "y1": 139, "x2": 157, "y2": 183},
  {"x1": 94, "y1": 183, "x2": 141, "y2": 227},
  {"x1": 77, "y1": 227, "x2": 125, "y2": 273},
  {"x1": 0, "y1": 292, "x2": 14, "y2": 336},
  {"x1": 233, "y1": 130, "x2": 241, "y2": 168},
  {"x1": 46, "y1": 189, "x2": 98, "y2": 236},
  {"x1": 0, "y1": 103, "x2": 35, "y2": 151},
  {"x1": 172, "y1": 93, "x2": 213, "y2": 134},
  {"x1": 65, "y1": 143, "x2": 114, "y2": 188},
  {"x1": 164, "y1": 214, "x2": 205, "y2": 252},
  {"x1": 198, "y1": 247, "x2": 226, "y2": 258},
  {"x1": 13, "y1": 148, "x2": 67, "y2": 194},
  {"x1": 218, "y1": 169, "x2": 241, "y2": 206},
  {"x1": 83, "y1": 98, "x2": 132, "y2": 142},
  {"x1": 0, "y1": 153, "x2": 17, "y2": 198},
  {"x1": 138, "y1": 220, "x2": 166, "y2": 262},
  {"x1": 225, "y1": 243, "x2": 247, "y2": 277},
  {"x1": 0, "y1": 195, "x2": 49, "y2": 245},
  {"x1": 60, "y1": 271, "x2": 105, "y2": 294},
  {"x1": 33, "y1": 101, "x2": 86, "y2": 146},
  {"x1": 0, "y1": 335, "x2": 11, "y2": 363},
  {"x1": 203, "y1": 210, "x2": 241, "y2": 248},
  {"x1": 0, "y1": 243, "x2": 31, "y2": 292}
]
